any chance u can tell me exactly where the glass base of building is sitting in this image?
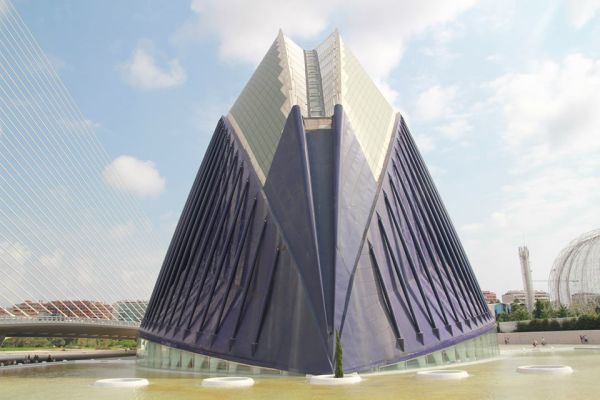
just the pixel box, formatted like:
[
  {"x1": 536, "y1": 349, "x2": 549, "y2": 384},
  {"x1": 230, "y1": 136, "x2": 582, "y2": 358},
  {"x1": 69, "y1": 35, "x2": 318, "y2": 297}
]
[
  {"x1": 137, "y1": 331, "x2": 499, "y2": 376},
  {"x1": 136, "y1": 339, "x2": 288, "y2": 376}
]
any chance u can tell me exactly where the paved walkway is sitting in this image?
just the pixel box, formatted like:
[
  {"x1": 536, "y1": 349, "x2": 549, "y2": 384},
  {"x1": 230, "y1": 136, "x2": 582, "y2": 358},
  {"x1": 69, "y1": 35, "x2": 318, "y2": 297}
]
[{"x1": 499, "y1": 344, "x2": 600, "y2": 355}]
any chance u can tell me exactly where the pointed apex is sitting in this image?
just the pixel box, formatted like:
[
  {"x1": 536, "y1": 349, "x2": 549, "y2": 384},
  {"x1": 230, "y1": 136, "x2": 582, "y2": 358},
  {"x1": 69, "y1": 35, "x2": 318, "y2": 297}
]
[
  {"x1": 229, "y1": 31, "x2": 396, "y2": 182},
  {"x1": 276, "y1": 28, "x2": 285, "y2": 41},
  {"x1": 332, "y1": 28, "x2": 341, "y2": 41}
]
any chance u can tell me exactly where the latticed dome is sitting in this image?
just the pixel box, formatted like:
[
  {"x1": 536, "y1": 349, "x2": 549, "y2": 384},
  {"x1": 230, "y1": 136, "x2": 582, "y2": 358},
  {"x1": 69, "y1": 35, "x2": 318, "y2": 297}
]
[{"x1": 549, "y1": 229, "x2": 600, "y2": 311}]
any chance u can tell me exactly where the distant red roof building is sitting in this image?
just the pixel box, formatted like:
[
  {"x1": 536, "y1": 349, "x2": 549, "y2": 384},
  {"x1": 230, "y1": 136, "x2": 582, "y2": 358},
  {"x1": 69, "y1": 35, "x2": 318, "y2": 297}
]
[
  {"x1": 482, "y1": 291, "x2": 497, "y2": 304},
  {"x1": 8, "y1": 300, "x2": 112, "y2": 319}
]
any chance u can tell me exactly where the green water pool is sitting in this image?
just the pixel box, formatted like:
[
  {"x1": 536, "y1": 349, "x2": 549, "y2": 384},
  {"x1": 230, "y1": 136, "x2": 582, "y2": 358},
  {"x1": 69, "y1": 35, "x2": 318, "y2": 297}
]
[{"x1": 0, "y1": 349, "x2": 598, "y2": 400}]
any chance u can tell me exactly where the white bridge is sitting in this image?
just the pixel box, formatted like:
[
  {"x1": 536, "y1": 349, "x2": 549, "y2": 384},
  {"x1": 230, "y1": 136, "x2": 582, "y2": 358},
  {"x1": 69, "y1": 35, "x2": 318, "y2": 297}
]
[{"x1": 0, "y1": 316, "x2": 139, "y2": 344}]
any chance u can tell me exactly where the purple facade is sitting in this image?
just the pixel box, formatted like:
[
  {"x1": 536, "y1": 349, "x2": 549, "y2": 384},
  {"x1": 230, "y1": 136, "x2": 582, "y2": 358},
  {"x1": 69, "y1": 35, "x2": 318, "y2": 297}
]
[{"x1": 140, "y1": 105, "x2": 495, "y2": 374}]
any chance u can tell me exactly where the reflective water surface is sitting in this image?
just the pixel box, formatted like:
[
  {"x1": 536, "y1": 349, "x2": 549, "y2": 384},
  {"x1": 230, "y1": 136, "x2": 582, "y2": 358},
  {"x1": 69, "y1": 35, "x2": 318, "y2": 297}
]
[{"x1": 0, "y1": 350, "x2": 598, "y2": 400}]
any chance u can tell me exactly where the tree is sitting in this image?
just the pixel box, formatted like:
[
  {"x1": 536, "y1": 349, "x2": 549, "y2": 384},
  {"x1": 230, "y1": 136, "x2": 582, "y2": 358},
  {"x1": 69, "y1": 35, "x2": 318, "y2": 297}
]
[
  {"x1": 496, "y1": 312, "x2": 511, "y2": 322},
  {"x1": 509, "y1": 302, "x2": 531, "y2": 321},
  {"x1": 334, "y1": 331, "x2": 343, "y2": 378},
  {"x1": 533, "y1": 300, "x2": 552, "y2": 319},
  {"x1": 556, "y1": 305, "x2": 571, "y2": 318}
]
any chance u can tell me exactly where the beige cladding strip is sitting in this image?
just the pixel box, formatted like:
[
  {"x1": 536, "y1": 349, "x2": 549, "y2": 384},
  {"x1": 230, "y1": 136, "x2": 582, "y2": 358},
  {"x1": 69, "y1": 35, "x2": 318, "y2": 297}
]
[
  {"x1": 226, "y1": 113, "x2": 266, "y2": 184},
  {"x1": 276, "y1": 32, "x2": 294, "y2": 118}
]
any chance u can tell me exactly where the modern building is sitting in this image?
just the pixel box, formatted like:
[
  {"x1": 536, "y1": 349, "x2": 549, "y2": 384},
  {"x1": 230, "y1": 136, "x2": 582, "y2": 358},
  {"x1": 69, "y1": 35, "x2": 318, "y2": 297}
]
[
  {"x1": 482, "y1": 291, "x2": 497, "y2": 304},
  {"x1": 6, "y1": 300, "x2": 47, "y2": 317},
  {"x1": 489, "y1": 302, "x2": 511, "y2": 317},
  {"x1": 549, "y1": 229, "x2": 600, "y2": 311},
  {"x1": 536, "y1": 291, "x2": 551, "y2": 302},
  {"x1": 139, "y1": 31, "x2": 497, "y2": 375},
  {"x1": 501, "y1": 290, "x2": 550, "y2": 305},
  {"x1": 7, "y1": 300, "x2": 112, "y2": 319},
  {"x1": 112, "y1": 300, "x2": 148, "y2": 322}
]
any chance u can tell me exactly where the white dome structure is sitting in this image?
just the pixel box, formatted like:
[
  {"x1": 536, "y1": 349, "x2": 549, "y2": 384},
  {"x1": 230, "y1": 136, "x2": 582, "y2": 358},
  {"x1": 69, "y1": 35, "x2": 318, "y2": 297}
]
[{"x1": 549, "y1": 229, "x2": 600, "y2": 310}]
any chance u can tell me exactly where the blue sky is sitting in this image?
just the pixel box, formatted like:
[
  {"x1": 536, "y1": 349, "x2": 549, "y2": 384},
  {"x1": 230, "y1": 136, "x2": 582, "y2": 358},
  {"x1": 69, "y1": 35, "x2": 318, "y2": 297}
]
[{"x1": 12, "y1": 0, "x2": 600, "y2": 297}]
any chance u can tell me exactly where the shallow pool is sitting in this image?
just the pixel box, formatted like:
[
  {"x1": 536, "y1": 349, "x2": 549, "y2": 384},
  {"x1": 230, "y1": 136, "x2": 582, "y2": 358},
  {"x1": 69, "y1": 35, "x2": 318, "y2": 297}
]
[{"x1": 0, "y1": 349, "x2": 598, "y2": 400}]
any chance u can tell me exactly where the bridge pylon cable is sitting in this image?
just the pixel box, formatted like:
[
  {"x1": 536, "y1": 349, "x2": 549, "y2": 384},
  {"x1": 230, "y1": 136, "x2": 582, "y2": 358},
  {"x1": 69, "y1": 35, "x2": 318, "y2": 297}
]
[
  {"x1": 0, "y1": 2, "x2": 164, "y2": 322},
  {"x1": 0, "y1": 267, "x2": 51, "y2": 317},
  {"x1": 6, "y1": 2, "x2": 165, "y2": 254},
  {"x1": 0, "y1": 221, "x2": 106, "y2": 320},
  {"x1": 2, "y1": 2, "x2": 164, "y2": 287},
  {"x1": 0, "y1": 108, "x2": 135, "y2": 321},
  {"x1": 0, "y1": 29, "x2": 151, "y2": 320}
]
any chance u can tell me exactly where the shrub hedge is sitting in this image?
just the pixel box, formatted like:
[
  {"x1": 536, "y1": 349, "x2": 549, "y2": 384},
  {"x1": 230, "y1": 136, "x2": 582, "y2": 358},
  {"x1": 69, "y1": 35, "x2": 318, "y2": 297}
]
[{"x1": 516, "y1": 314, "x2": 600, "y2": 332}]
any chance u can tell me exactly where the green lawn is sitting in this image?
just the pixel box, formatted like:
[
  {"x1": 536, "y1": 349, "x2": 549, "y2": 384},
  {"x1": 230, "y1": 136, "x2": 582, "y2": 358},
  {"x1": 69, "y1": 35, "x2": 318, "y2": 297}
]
[{"x1": 0, "y1": 347, "x2": 57, "y2": 352}]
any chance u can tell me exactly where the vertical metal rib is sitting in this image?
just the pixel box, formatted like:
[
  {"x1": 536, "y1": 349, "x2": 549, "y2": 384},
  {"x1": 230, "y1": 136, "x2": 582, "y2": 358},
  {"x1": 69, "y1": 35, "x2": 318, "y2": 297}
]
[
  {"x1": 252, "y1": 245, "x2": 281, "y2": 354},
  {"x1": 367, "y1": 241, "x2": 404, "y2": 350},
  {"x1": 386, "y1": 166, "x2": 449, "y2": 330},
  {"x1": 228, "y1": 217, "x2": 268, "y2": 349},
  {"x1": 196, "y1": 181, "x2": 251, "y2": 331},
  {"x1": 213, "y1": 197, "x2": 258, "y2": 334},
  {"x1": 399, "y1": 128, "x2": 486, "y2": 318},
  {"x1": 375, "y1": 209, "x2": 421, "y2": 335},
  {"x1": 303, "y1": 50, "x2": 325, "y2": 117},
  {"x1": 377, "y1": 205, "x2": 436, "y2": 332},
  {"x1": 392, "y1": 151, "x2": 462, "y2": 327}
]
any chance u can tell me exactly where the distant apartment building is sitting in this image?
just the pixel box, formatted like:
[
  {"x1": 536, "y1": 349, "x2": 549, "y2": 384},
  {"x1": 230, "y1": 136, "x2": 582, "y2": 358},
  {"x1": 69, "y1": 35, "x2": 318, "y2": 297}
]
[
  {"x1": 570, "y1": 292, "x2": 600, "y2": 306},
  {"x1": 0, "y1": 306, "x2": 13, "y2": 317},
  {"x1": 8, "y1": 300, "x2": 112, "y2": 319},
  {"x1": 113, "y1": 300, "x2": 148, "y2": 322},
  {"x1": 7, "y1": 300, "x2": 47, "y2": 316},
  {"x1": 482, "y1": 291, "x2": 497, "y2": 303},
  {"x1": 501, "y1": 290, "x2": 550, "y2": 305}
]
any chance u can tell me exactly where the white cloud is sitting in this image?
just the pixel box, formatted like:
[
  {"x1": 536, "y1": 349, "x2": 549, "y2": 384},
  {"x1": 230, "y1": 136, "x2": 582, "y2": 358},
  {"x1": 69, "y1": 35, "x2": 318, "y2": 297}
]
[
  {"x1": 39, "y1": 249, "x2": 64, "y2": 269},
  {"x1": 495, "y1": 166, "x2": 599, "y2": 235},
  {"x1": 338, "y1": 1, "x2": 478, "y2": 88},
  {"x1": 110, "y1": 221, "x2": 137, "y2": 240},
  {"x1": 416, "y1": 85, "x2": 456, "y2": 120},
  {"x1": 120, "y1": 45, "x2": 186, "y2": 90},
  {"x1": 485, "y1": 54, "x2": 503, "y2": 63},
  {"x1": 415, "y1": 84, "x2": 472, "y2": 141},
  {"x1": 460, "y1": 222, "x2": 483, "y2": 235},
  {"x1": 177, "y1": 0, "x2": 478, "y2": 105},
  {"x1": 178, "y1": 0, "x2": 334, "y2": 64},
  {"x1": 420, "y1": 24, "x2": 464, "y2": 66},
  {"x1": 492, "y1": 53, "x2": 600, "y2": 167},
  {"x1": 103, "y1": 155, "x2": 166, "y2": 197},
  {"x1": 464, "y1": 165, "x2": 600, "y2": 293},
  {"x1": 461, "y1": 53, "x2": 600, "y2": 294},
  {"x1": 437, "y1": 117, "x2": 472, "y2": 141},
  {"x1": 60, "y1": 117, "x2": 100, "y2": 132},
  {"x1": 491, "y1": 211, "x2": 508, "y2": 228},
  {"x1": 473, "y1": 0, "x2": 517, "y2": 32},
  {"x1": 413, "y1": 133, "x2": 435, "y2": 153},
  {"x1": 0, "y1": 241, "x2": 31, "y2": 265},
  {"x1": 567, "y1": 0, "x2": 600, "y2": 28}
]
